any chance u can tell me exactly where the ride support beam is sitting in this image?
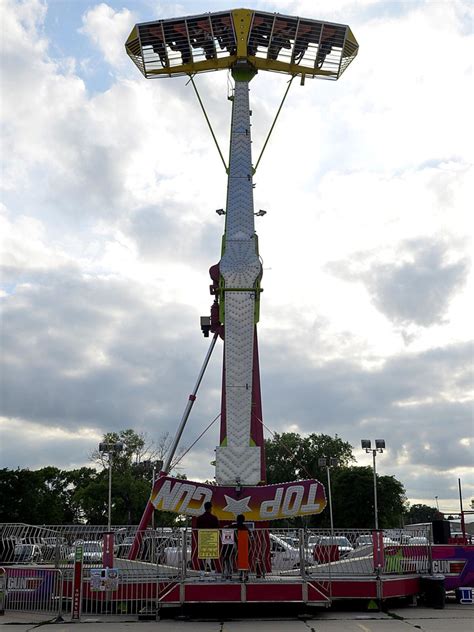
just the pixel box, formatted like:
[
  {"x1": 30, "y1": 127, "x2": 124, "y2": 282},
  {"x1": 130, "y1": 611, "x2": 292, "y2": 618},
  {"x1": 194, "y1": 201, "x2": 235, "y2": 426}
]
[{"x1": 216, "y1": 71, "x2": 263, "y2": 486}]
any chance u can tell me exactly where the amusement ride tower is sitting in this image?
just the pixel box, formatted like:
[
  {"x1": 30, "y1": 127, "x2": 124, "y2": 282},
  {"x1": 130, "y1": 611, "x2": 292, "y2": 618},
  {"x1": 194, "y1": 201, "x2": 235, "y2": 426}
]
[{"x1": 125, "y1": 9, "x2": 358, "y2": 555}]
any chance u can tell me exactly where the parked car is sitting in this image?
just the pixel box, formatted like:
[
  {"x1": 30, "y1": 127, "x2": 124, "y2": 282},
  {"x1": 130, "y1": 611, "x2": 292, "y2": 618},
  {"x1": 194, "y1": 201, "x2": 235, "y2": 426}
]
[
  {"x1": 306, "y1": 535, "x2": 318, "y2": 548},
  {"x1": 407, "y1": 536, "x2": 429, "y2": 545},
  {"x1": 279, "y1": 535, "x2": 300, "y2": 548},
  {"x1": 115, "y1": 536, "x2": 135, "y2": 559},
  {"x1": 269, "y1": 534, "x2": 311, "y2": 571},
  {"x1": 67, "y1": 541, "x2": 102, "y2": 564},
  {"x1": 313, "y1": 536, "x2": 353, "y2": 558},
  {"x1": 116, "y1": 530, "x2": 178, "y2": 563},
  {"x1": 13, "y1": 544, "x2": 43, "y2": 564},
  {"x1": 355, "y1": 535, "x2": 372, "y2": 548}
]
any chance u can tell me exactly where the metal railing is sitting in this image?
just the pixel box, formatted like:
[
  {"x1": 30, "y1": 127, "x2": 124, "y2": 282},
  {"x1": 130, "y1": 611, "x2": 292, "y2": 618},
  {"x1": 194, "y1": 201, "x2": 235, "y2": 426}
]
[
  {"x1": 3, "y1": 567, "x2": 63, "y2": 616},
  {"x1": 0, "y1": 523, "x2": 432, "y2": 616}
]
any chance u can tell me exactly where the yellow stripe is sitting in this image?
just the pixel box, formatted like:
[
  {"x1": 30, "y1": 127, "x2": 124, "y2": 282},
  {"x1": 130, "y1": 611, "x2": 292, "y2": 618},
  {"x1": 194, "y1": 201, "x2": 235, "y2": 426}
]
[{"x1": 232, "y1": 9, "x2": 253, "y2": 58}]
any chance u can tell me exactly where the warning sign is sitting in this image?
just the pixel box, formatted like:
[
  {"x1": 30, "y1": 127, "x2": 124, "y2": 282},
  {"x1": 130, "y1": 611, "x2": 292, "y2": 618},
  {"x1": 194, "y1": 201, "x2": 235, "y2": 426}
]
[
  {"x1": 90, "y1": 568, "x2": 119, "y2": 592},
  {"x1": 221, "y1": 529, "x2": 235, "y2": 546},
  {"x1": 198, "y1": 529, "x2": 220, "y2": 559}
]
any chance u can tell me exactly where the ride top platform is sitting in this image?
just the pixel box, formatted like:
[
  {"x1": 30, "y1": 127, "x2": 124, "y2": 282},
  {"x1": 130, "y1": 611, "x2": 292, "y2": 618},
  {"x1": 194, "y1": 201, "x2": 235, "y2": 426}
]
[{"x1": 126, "y1": 8, "x2": 359, "y2": 81}]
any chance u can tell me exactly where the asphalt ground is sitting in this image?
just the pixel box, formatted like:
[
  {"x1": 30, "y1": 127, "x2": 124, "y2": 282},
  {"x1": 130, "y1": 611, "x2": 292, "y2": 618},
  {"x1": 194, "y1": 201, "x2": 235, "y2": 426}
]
[{"x1": 1, "y1": 601, "x2": 473, "y2": 632}]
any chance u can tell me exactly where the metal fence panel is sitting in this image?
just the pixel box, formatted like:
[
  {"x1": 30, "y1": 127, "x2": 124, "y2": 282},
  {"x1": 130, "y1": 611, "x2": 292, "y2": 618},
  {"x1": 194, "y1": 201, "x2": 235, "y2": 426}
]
[
  {"x1": 5, "y1": 567, "x2": 63, "y2": 615},
  {"x1": 0, "y1": 523, "x2": 432, "y2": 616}
]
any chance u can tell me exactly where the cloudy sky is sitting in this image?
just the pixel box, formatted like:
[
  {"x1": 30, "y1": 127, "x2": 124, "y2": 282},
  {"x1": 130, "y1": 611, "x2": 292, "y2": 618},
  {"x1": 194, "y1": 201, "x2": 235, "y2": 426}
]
[{"x1": 1, "y1": 0, "x2": 472, "y2": 516}]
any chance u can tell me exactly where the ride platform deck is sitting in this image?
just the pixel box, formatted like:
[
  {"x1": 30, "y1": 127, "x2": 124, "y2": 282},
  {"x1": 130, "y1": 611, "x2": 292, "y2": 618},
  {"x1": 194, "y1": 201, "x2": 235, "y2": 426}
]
[{"x1": 81, "y1": 573, "x2": 420, "y2": 606}]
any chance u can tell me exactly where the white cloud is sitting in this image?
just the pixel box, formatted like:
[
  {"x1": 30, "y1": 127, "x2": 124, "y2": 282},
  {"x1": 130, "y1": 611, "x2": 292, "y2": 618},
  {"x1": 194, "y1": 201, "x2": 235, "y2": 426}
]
[
  {"x1": 80, "y1": 3, "x2": 137, "y2": 68},
  {"x1": 0, "y1": 0, "x2": 472, "y2": 512}
]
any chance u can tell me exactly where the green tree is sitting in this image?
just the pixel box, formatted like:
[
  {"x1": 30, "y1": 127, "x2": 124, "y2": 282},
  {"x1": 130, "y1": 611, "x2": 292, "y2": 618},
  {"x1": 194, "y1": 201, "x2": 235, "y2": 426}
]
[
  {"x1": 0, "y1": 428, "x2": 184, "y2": 526},
  {"x1": 91, "y1": 428, "x2": 154, "y2": 469},
  {"x1": 405, "y1": 503, "x2": 438, "y2": 525},
  {"x1": 264, "y1": 433, "x2": 407, "y2": 529},
  {"x1": 331, "y1": 466, "x2": 407, "y2": 529},
  {"x1": 0, "y1": 468, "x2": 41, "y2": 523},
  {"x1": 264, "y1": 432, "x2": 355, "y2": 527},
  {"x1": 265, "y1": 432, "x2": 354, "y2": 484},
  {"x1": 0, "y1": 466, "x2": 90, "y2": 524},
  {"x1": 79, "y1": 429, "x2": 182, "y2": 526}
]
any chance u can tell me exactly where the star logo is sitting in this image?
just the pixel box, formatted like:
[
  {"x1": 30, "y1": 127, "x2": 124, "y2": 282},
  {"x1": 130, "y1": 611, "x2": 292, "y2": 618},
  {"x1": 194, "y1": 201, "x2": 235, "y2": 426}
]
[{"x1": 223, "y1": 495, "x2": 252, "y2": 515}]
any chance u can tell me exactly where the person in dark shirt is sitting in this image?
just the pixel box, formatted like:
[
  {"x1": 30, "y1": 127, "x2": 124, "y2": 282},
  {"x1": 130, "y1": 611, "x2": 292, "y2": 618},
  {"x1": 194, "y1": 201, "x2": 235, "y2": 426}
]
[
  {"x1": 196, "y1": 501, "x2": 219, "y2": 528},
  {"x1": 196, "y1": 501, "x2": 219, "y2": 577}
]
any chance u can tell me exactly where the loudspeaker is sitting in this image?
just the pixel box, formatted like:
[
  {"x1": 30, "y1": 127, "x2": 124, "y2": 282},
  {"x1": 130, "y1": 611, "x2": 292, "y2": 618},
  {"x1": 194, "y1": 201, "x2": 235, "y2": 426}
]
[{"x1": 432, "y1": 520, "x2": 450, "y2": 544}]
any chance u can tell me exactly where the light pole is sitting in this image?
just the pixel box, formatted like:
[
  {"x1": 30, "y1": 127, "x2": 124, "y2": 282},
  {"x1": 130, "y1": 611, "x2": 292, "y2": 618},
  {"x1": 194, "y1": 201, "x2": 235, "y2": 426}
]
[
  {"x1": 99, "y1": 441, "x2": 124, "y2": 530},
  {"x1": 435, "y1": 496, "x2": 439, "y2": 512},
  {"x1": 318, "y1": 457, "x2": 339, "y2": 535},
  {"x1": 361, "y1": 439, "x2": 385, "y2": 530},
  {"x1": 147, "y1": 460, "x2": 163, "y2": 530}
]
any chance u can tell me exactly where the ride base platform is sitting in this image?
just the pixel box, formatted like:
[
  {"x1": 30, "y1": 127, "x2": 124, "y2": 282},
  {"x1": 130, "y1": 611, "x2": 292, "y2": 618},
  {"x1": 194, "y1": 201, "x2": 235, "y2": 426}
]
[{"x1": 65, "y1": 573, "x2": 422, "y2": 608}]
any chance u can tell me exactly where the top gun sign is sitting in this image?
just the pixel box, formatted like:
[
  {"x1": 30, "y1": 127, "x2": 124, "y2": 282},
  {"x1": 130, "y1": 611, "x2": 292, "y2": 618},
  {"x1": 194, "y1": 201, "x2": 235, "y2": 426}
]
[{"x1": 150, "y1": 475, "x2": 326, "y2": 521}]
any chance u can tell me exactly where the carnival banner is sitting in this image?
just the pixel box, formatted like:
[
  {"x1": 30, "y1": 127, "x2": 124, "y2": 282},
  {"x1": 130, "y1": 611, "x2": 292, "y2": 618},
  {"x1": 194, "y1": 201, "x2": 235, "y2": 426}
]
[{"x1": 150, "y1": 475, "x2": 326, "y2": 521}]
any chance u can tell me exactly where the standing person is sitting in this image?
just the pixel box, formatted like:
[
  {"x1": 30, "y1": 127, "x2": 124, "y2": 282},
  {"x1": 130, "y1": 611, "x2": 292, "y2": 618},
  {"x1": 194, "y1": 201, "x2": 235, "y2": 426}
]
[
  {"x1": 196, "y1": 501, "x2": 219, "y2": 578},
  {"x1": 196, "y1": 501, "x2": 219, "y2": 529},
  {"x1": 233, "y1": 514, "x2": 250, "y2": 582}
]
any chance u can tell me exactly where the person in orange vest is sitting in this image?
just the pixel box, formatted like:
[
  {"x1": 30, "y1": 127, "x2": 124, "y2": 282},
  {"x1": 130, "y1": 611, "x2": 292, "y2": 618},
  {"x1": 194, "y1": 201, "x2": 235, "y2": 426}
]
[{"x1": 232, "y1": 514, "x2": 250, "y2": 582}]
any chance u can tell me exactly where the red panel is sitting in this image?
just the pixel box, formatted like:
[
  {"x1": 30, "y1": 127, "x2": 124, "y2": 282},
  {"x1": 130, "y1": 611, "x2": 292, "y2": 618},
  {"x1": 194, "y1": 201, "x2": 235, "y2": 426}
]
[
  {"x1": 250, "y1": 330, "x2": 266, "y2": 482},
  {"x1": 307, "y1": 583, "x2": 330, "y2": 602},
  {"x1": 237, "y1": 530, "x2": 249, "y2": 570},
  {"x1": 314, "y1": 544, "x2": 339, "y2": 563},
  {"x1": 331, "y1": 580, "x2": 377, "y2": 599},
  {"x1": 432, "y1": 546, "x2": 457, "y2": 558},
  {"x1": 382, "y1": 577, "x2": 420, "y2": 598},
  {"x1": 159, "y1": 583, "x2": 180, "y2": 603},
  {"x1": 185, "y1": 583, "x2": 241, "y2": 602},
  {"x1": 82, "y1": 581, "x2": 158, "y2": 600},
  {"x1": 102, "y1": 532, "x2": 114, "y2": 568},
  {"x1": 62, "y1": 579, "x2": 72, "y2": 597},
  {"x1": 246, "y1": 583, "x2": 302, "y2": 602}
]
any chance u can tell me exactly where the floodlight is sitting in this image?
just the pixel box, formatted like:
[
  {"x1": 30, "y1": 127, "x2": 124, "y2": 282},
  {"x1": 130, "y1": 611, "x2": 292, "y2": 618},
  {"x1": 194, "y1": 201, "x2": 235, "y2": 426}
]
[
  {"x1": 200, "y1": 316, "x2": 211, "y2": 338},
  {"x1": 361, "y1": 438, "x2": 386, "y2": 529},
  {"x1": 99, "y1": 441, "x2": 124, "y2": 453},
  {"x1": 98, "y1": 441, "x2": 124, "y2": 529}
]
